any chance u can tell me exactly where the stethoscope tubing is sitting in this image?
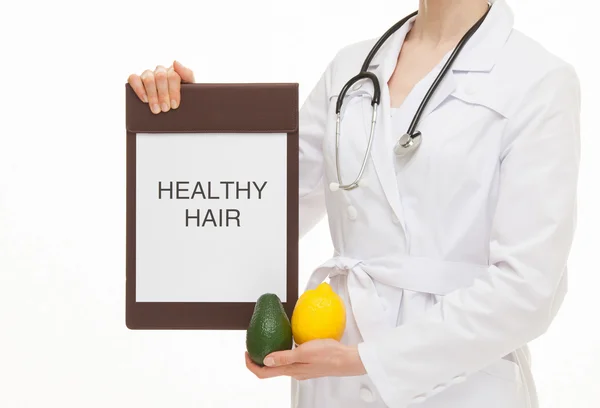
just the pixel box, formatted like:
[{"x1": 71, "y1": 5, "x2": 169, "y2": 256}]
[
  {"x1": 332, "y1": 6, "x2": 492, "y2": 191},
  {"x1": 406, "y1": 8, "x2": 490, "y2": 136}
]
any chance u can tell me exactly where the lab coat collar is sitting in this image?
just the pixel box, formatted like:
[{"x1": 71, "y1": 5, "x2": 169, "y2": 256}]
[
  {"x1": 359, "y1": 0, "x2": 514, "y2": 234},
  {"x1": 369, "y1": 0, "x2": 514, "y2": 74},
  {"x1": 451, "y1": 0, "x2": 515, "y2": 72}
]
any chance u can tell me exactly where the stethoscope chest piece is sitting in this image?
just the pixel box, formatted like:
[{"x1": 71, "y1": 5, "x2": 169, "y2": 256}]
[{"x1": 394, "y1": 131, "x2": 422, "y2": 156}]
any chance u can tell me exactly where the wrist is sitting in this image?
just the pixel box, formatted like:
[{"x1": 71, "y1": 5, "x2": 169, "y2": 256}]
[{"x1": 342, "y1": 344, "x2": 367, "y2": 376}]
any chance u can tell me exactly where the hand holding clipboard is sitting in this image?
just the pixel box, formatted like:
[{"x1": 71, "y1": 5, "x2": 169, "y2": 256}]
[{"x1": 127, "y1": 60, "x2": 195, "y2": 114}]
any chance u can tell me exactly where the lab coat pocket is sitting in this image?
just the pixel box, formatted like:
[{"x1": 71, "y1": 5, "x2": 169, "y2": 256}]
[
  {"x1": 450, "y1": 74, "x2": 513, "y2": 120},
  {"x1": 476, "y1": 358, "x2": 527, "y2": 408},
  {"x1": 480, "y1": 357, "x2": 523, "y2": 384},
  {"x1": 465, "y1": 358, "x2": 526, "y2": 408},
  {"x1": 420, "y1": 358, "x2": 526, "y2": 408}
]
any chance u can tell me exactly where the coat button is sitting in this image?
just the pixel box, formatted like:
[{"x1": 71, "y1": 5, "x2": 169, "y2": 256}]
[
  {"x1": 359, "y1": 386, "x2": 375, "y2": 402},
  {"x1": 352, "y1": 82, "x2": 363, "y2": 91},
  {"x1": 347, "y1": 205, "x2": 358, "y2": 220},
  {"x1": 411, "y1": 394, "x2": 427, "y2": 403},
  {"x1": 391, "y1": 213, "x2": 400, "y2": 224},
  {"x1": 451, "y1": 374, "x2": 467, "y2": 384},
  {"x1": 432, "y1": 384, "x2": 446, "y2": 393}
]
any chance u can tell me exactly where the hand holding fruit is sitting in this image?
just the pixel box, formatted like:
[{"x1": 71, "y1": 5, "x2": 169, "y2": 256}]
[
  {"x1": 245, "y1": 283, "x2": 366, "y2": 380},
  {"x1": 245, "y1": 338, "x2": 366, "y2": 380}
]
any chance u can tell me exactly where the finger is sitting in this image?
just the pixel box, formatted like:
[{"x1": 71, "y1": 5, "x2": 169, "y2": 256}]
[
  {"x1": 141, "y1": 70, "x2": 160, "y2": 114},
  {"x1": 245, "y1": 352, "x2": 271, "y2": 376},
  {"x1": 127, "y1": 74, "x2": 148, "y2": 103},
  {"x1": 245, "y1": 352, "x2": 278, "y2": 379},
  {"x1": 173, "y1": 60, "x2": 195, "y2": 83},
  {"x1": 245, "y1": 352, "x2": 299, "y2": 379},
  {"x1": 264, "y1": 349, "x2": 301, "y2": 367},
  {"x1": 154, "y1": 65, "x2": 170, "y2": 112},
  {"x1": 167, "y1": 66, "x2": 181, "y2": 109}
]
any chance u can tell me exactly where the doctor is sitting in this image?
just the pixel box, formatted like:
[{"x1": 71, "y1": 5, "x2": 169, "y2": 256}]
[{"x1": 127, "y1": 0, "x2": 581, "y2": 406}]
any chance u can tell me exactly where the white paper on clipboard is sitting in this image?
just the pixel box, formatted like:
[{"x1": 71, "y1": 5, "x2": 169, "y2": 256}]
[{"x1": 135, "y1": 132, "x2": 288, "y2": 303}]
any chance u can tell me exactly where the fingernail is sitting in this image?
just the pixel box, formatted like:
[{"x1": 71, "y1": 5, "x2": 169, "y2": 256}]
[
  {"x1": 171, "y1": 99, "x2": 178, "y2": 109},
  {"x1": 161, "y1": 102, "x2": 169, "y2": 112},
  {"x1": 264, "y1": 357, "x2": 275, "y2": 367},
  {"x1": 151, "y1": 104, "x2": 160, "y2": 114},
  {"x1": 142, "y1": 94, "x2": 148, "y2": 103}
]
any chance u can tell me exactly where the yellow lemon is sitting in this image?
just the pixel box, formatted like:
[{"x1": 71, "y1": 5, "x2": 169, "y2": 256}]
[{"x1": 291, "y1": 282, "x2": 346, "y2": 344}]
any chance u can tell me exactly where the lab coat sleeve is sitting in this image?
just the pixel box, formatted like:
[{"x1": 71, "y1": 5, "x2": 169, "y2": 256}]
[
  {"x1": 357, "y1": 63, "x2": 581, "y2": 407},
  {"x1": 298, "y1": 57, "x2": 336, "y2": 239}
]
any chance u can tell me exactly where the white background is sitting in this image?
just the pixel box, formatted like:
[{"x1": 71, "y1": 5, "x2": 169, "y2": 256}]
[
  {"x1": 135, "y1": 133, "x2": 288, "y2": 302},
  {"x1": 0, "y1": 0, "x2": 597, "y2": 407}
]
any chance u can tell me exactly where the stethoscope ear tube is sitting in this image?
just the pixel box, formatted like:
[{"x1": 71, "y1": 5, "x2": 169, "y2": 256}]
[{"x1": 335, "y1": 72, "x2": 381, "y2": 114}]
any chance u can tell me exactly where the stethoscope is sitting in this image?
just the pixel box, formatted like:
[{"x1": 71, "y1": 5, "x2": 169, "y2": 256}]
[{"x1": 331, "y1": 5, "x2": 492, "y2": 191}]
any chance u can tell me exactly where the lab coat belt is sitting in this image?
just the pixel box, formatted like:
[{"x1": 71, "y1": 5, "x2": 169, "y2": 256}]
[{"x1": 305, "y1": 255, "x2": 489, "y2": 341}]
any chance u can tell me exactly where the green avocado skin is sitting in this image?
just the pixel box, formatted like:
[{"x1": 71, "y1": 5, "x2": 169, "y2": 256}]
[{"x1": 246, "y1": 294, "x2": 293, "y2": 366}]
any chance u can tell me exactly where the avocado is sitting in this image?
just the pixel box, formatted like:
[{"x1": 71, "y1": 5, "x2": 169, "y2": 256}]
[{"x1": 246, "y1": 293, "x2": 293, "y2": 366}]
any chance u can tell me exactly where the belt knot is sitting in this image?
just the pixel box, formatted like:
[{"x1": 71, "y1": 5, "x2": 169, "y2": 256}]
[
  {"x1": 330, "y1": 255, "x2": 363, "y2": 274},
  {"x1": 305, "y1": 255, "x2": 364, "y2": 290}
]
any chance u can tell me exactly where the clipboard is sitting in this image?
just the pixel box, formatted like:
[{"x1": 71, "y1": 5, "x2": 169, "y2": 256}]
[{"x1": 125, "y1": 83, "x2": 299, "y2": 330}]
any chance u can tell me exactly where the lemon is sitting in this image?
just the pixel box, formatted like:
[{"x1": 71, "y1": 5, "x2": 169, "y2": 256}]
[{"x1": 291, "y1": 282, "x2": 346, "y2": 344}]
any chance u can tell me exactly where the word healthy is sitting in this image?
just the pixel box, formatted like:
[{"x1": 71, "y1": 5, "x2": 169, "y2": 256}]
[{"x1": 157, "y1": 180, "x2": 268, "y2": 227}]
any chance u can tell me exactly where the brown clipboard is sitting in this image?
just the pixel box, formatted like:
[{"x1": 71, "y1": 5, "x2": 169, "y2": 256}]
[{"x1": 125, "y1": 83, "x2": 299, "y2": 330}]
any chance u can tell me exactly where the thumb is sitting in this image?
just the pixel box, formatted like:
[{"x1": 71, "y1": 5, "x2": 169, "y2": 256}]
[
  {"x1": 263, "y1": 349, "x2": 300, "y2": 367},
  {"x1": 173, "y1": 60, "x2": 195, "y2": 83}
]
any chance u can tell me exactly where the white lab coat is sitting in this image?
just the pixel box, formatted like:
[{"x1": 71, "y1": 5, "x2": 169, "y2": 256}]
[{"x1": 291, "y1": 0, "x2": 580, "y2": 407}]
